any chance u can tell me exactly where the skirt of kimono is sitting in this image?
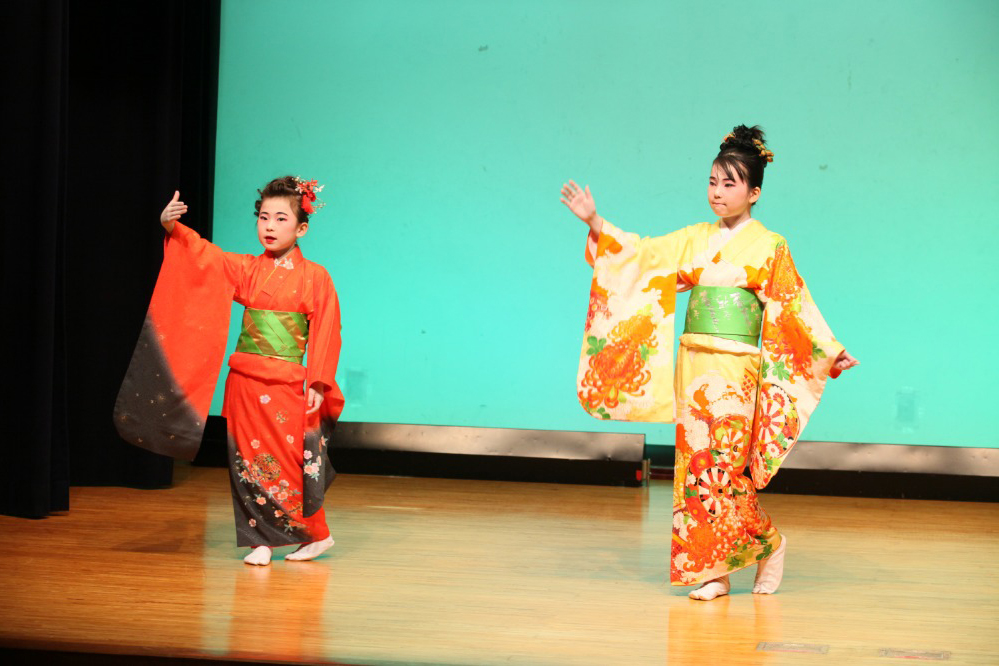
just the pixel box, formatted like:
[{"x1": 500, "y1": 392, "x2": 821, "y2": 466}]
[
  {"x1": 670, "y1": 333, "x2": 782, "y2": 586},
  {"x1": 222, "y1": 352, "x2": 330, "y2": 548}
]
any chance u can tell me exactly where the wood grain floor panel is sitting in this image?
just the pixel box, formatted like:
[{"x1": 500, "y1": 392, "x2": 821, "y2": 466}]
[{"x1": 1, "y1": 464, "x2": 996, "y2": 665}]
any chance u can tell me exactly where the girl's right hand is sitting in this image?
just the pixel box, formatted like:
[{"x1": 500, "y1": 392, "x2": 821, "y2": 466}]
[
  {"x1": 160, "y1": 190, "x2": 187, "y2": 233},
  {"x1": 560, "y1": 180, "x2": 603, "y2": 235}
]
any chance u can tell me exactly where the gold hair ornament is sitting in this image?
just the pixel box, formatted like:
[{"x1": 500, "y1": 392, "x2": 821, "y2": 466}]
[
  {"x1": 753, "y1": 139, "x2": 775, "y2": 163},
  {"x1": 721, "y1": 133, "x2": 774, "y2": 163}
]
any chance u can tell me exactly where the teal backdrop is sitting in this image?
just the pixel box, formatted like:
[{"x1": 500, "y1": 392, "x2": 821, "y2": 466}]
[{"x1": 208, "y1": 0, "x2": 999, "y2": 453}]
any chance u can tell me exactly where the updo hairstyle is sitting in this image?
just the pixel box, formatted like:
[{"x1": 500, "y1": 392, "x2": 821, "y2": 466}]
[
  {"x1": 714, "y1": 124, "x2": 771, "y2": 193},
  {"x1": 253, "y1": 176, "x2": 309, "y2": 225}
]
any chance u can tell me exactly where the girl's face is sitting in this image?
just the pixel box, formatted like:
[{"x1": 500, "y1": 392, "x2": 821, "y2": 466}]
[
  {"x1": 707, "y1": 163, "x2": 760, "y2": 223},
  {"x1": 257, "y1": 196, "x2": 307, "y2": 256}
]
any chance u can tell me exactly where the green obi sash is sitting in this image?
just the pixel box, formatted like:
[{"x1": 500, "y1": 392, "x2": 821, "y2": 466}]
[
  {"x1": 235, "y1": 308, "x2": 309, "y2": 363},
  {"x1": 683, "y1": 286, "x2": 763, "y2": 345}
]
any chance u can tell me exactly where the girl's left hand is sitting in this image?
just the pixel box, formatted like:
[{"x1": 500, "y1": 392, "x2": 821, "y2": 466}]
[
  {"x1": 306, "y1": 387, "x2": 324, "y2": 415},
  {"x1": 833, "y1": 350, "x2": 860, "y2": 373},
  {"x1": 560, "y1": 180, "x2": 603, "y2": 235}
]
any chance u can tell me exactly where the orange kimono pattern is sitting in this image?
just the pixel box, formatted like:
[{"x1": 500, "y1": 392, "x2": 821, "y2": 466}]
[
  {"x1": 579, "y1": 219, "x2": 843, "y2": 585},
  {"x1": 116, "y1": 222, "x2": 344, "y2": 547}
]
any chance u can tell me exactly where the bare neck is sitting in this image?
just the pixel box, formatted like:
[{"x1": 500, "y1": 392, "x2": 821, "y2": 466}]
[{"x1": 719, "y1": 210, "x2": 753, "y2": 230}]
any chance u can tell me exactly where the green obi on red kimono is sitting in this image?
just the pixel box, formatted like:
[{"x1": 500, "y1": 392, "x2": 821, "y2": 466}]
[
  {"x1": 683, "y1": 286, "x2": 763, "y2": 345},
  {"x1": 235, "y1": 308, "x2": 309, "y2": 363}
]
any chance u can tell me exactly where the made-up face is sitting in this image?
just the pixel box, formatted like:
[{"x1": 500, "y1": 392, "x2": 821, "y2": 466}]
[
  {"x1": 707, "y1": 163, "x2": 760, "y2": 224},
  {"x1": 257, "y1": 197, "x2": 307, "y2": 257}
]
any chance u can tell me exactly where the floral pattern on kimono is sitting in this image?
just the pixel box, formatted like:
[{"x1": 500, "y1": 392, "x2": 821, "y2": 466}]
[
  {"x1": 116, "y1": 222, "x2": 343, "y2": 548},
  {"x1": 579, "y1": 218, "x2": 843, "y2": 585}
]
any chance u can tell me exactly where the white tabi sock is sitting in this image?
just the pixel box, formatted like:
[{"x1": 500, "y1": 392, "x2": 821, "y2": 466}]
[
  {"x1": 285, "y1": 536, "x2": 335, "y2": 561},
  {"x1": 753, "y1": 535, "x2": 787, "y2": 594},
  {"x1": 243, "y1": 546, "x2": 272, "y2": 566},
  {"x1": 688, "y1": 575, "x2": 730, "y2": 601}
]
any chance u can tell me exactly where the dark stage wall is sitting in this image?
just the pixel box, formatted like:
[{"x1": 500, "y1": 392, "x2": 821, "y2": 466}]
[{"x1": 2, "y1": 0, "x2": 221, "y2": 518}]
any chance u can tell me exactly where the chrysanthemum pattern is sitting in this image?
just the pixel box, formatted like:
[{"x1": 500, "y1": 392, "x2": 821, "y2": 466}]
[
  {"x1": 709, "y1": 414, "x2": 751, "y2": 471},
  {"x1": 576, "y1": 221, "x2": 843, "y2": 587},
  {"x1": 763, "y1": 308, "x2": 817, "y2": 381},
  {"x1": 578, "y1": 310, "x2": 658, "y2": 414}
]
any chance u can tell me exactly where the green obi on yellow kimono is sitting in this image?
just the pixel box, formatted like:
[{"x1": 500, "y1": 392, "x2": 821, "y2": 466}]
[
  {"x1": 235, "y1": 308, "x2": 309, "y2": 363},
  {"x1": 683, "y1": 286, "x2": 763, "y2": 345}
]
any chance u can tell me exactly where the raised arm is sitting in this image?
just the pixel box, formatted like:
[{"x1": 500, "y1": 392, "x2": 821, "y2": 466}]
[
  {"x1": 560, "y1": 180, "x2": 604, "y2": 236},
  {"x1": 160, "y1": 190, "x2": 187, "y2": 234}
]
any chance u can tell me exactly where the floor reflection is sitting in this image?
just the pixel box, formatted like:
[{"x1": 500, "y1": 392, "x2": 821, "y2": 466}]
[
  {"x1": 666, "y1": 590, "x2": 783, "y2": 663},
  {"x1": 220, "y1": 558, "x2": 332, "y2": 661}
]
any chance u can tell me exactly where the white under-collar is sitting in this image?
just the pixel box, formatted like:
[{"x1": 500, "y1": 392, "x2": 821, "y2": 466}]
[{"x1": 718, "y1": 217, "x2": 753, "y2": 239}]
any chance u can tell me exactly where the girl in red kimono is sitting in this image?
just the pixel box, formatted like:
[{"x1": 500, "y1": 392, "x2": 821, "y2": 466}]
[{"x1": 116, "y1": 176, "x2": 344, "y2": 566}]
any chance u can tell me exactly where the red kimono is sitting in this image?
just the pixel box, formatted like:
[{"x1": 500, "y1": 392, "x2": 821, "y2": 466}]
[{"x1": 115, "y1": 222, "x2": 344, "y2": 547}]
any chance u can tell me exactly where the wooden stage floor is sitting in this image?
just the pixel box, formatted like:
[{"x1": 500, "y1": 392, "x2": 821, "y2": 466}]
[{"x1": 2, "y1": 464, "x2": 997, "y2": 665}]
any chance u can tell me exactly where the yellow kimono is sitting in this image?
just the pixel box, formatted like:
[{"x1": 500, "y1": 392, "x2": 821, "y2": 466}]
[{"x1": 578, "y1": 219, "x2": 843, "y2": 586}]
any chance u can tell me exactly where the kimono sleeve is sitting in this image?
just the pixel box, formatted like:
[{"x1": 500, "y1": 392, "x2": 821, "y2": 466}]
[
  {"x1": 305, "y1": 266, "x2": 345, "y2": 421},
  {"x1": 113, "y1": 222, "x2": 250, "y2": 460},
  {"x1": 577, "y1": 221, "x2": 693, "y2": 423},
  {"x1": 749, "y1": 239, "x2": 845, "y2": 488},
  {"x1": 301, "y1": 266, "x2": 344, "y2": 516}
]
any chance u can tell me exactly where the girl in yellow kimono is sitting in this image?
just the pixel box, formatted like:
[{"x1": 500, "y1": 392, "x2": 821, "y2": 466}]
[{"x1": 561, "y1": 125, "x2": 858, "y2": 600}]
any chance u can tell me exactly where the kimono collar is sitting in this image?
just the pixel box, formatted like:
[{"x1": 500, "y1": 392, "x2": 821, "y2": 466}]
[
  {"x1": 714, "y1": 218, "x2": 768, "y2": 260},
  {"x1": 715, "y1": 217, "x2": 756, "y2": 237},
  {"x1": 267, "y1": 244, "x2": 304, "y2": 270}
]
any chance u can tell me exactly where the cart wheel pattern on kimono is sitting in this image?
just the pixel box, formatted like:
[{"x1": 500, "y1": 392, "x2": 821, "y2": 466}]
[
  {"x1": 672, "y1": 371, "x2": 778, "y2": 585},
  {"x1": 685, "y1": 449, "x2": 732, "y2": 521},
  {"x1": 751, "y1": 382, "x2": 800, "y2": 479}
]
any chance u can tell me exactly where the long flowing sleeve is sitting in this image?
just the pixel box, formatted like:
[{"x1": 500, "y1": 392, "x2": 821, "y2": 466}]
[
  {"x1": 114, "y1": 222, "x2": 250, "y2": 460},
  {"x1": 300, "y1": 264, "x2": 344, "y2": 516},
  {"x1": 749, "y1": 239, "x2": 844, "y2": 488},
  {"x1": 578, "y1": 221, "x2": 695, "y2": 422},
  {"x1": 304, "y1": 266, "x2": 345, "y2": 420}
]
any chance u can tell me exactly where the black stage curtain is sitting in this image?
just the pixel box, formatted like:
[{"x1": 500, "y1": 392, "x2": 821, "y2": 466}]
[{"x1": 2, "y1": 1, "x2": 220, "y2": 518}]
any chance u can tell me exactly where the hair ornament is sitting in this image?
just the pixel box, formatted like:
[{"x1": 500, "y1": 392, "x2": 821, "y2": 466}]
[
  {"x1": 753, "y1": 139, "x2": 775, "y2": 163},
  {"x1": 293, "y1": 176, "x2": 326, "y2": 214},
  {"x1": 722, "y1": 132, "x2": 736, "y2": 143}
]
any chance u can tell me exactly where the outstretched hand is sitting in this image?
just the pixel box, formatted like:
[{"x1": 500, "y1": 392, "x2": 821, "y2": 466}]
[
  {"x1": 560, "y1": 180, "x2": 603, "y2": 235},
  {"x1": 306, "y1": 387, "x2": 324, "y2": 415},
  {"x1": 160, "y1": 190, "x2": 187, "y2": 233},
  {"x1": 832, "y1": 350, "x2": 859, "y2": 377}
]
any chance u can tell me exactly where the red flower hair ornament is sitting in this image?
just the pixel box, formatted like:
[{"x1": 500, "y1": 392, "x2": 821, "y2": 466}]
[{"x1": 293, "y1": 177, "x2": 326, "y2": 214}]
